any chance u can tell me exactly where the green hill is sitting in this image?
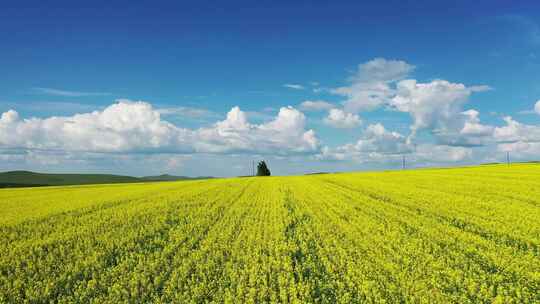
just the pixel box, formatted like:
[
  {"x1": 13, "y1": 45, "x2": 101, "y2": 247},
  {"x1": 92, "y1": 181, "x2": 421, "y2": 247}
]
[
  {"x1": 0, "y1": 171, "x2": 140, "y2": 187},
  {"x1": 0, "y1": 171, "x2": 212, "y2": 188}
]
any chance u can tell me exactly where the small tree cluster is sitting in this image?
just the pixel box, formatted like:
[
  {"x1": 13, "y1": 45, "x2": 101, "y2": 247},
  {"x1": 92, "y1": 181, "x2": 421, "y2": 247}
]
[{"x1": 256, "y1": 161, "x2": 271, "y2": 176}]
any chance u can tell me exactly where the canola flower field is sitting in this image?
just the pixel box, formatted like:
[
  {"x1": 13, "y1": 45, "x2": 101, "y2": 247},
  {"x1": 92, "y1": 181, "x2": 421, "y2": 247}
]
[{"x1": 1, "y1": 164, "x2": 539, "y2": 303}]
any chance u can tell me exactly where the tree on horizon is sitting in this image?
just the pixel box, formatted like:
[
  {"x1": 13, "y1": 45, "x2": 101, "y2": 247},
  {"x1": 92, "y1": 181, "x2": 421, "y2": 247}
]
[{"x1": 256, "y1": 161, "x2": 271, "y2": 176}]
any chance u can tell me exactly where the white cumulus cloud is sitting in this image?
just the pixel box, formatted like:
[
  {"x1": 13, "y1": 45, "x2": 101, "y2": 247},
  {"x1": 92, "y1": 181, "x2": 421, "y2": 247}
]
[
  {"x1": 0, "y1": 100, "x2": 320, "y2": 156},
  {"x1": 391, "y1": 79, "x2": 491, "y2": 142},
  {"x1": 460, "y1": 110, "x2": 494, "y2": 137},
  {"x1": 198, "y1": 106, "x2": 319, "y2": 155},
  {"x1": 318, "y1": 123, "x2": 411, "y2": 161},
  {"x1": 493, "y1": 116, "x2": 540, "y2": 143},
  {"x1": 330, "y1": 58, "x2": 492, "y2": 148},
  {"x1": 332, "y1": 58, "x2": 415, "y2": 112},
  {"x1": 0, "y1": 100, "x2": 181, "y2": 153},
  {"x1": 323, "y1": 109, "x2": 362, "y2": 128}
]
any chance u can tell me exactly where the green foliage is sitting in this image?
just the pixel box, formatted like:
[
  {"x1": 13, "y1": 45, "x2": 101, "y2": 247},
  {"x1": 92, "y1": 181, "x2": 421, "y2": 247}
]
[
  {"x1": 256, "y1": 161, "x2": 271, "y2": 176},
  {"x1": 0, "y1": 164, "x2": 539, "y2": 302}
]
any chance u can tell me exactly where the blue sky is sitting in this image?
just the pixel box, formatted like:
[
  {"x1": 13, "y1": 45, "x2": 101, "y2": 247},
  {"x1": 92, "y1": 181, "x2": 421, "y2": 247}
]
[{"x1": 1, "y1": 1, "x2": 540, "y2": 176}]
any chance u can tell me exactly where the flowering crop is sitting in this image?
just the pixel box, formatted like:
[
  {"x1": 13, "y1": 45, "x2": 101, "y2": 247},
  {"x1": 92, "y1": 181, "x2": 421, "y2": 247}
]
[{"x1": 1, "y1": 164, "x2": 539, "y2": 302}]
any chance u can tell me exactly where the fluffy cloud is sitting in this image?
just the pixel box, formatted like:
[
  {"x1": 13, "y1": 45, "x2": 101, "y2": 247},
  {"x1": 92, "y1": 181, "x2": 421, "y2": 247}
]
[
  {"x1": 319, "y1": 112, "x2": 540, "y2": 165},
  {"x1": 332, "y1": 58, "x2": 415, "y2": 112},
  {"x1": 495, "y1": 120, "x2": 540, "y2": 161},
  {"x1": 299, "y1": 100, "x2": 335, "y2": 111},
  {"x1": 390, "y1": 79, "x2": 492, "y2": 143},
  {"x1": 318, "y1": 120, "x2": 477, "y2": 164},
  {"x1": 488, "y1": 114, "x2": 540, "y2": 161},
  {"x1": 0, "y1": 100, "x2": 319, "y2": 156},
  {"x1": 355, "y1": 58, "x2": 414, "y2": 82},
  {"x1": 1, "y1": 110, "x2": 18, "y2": 124},
  {"x1": 354, "y1": 124, "x2": 410, "y2": 153},
  {"x1": 493, "y1": 116, "x2": 540, "y2": 143},
  {"x1": 198, "y1": 106, "x2": 319, "y2": 155},
  {"x1": 318, "y1": 123, "x2": 411, "y2": 161},
  {"x1": 0, "y1": 100, "x2": 181, "y2": 153},
  {"x1": 391, "y1": 79, "x2": 470, "y2": 133},
  {"x1": 323, "y1": 109, "x2": 362, "y2": 128},
  {"x1": 535, "y1": 100, "x2": 540, "y2": 115},
  {"x1": 432, "y1": 109, "x2": 496, "y2": 147},
  {"x1": 330, "y1": 58, "x2": 492, "y2": 148},
  {"x1": 460, "y1": 110, "x2": 494, "y2": 137}
]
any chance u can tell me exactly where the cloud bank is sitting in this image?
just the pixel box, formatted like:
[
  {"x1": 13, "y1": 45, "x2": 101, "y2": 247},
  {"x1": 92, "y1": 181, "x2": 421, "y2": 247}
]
[
  {"x1": 0, "y1": 100, "x2": 319, "y2": 156},
  {"x1": 316, "y1": 58, "x2": 540, "y2": 164}
]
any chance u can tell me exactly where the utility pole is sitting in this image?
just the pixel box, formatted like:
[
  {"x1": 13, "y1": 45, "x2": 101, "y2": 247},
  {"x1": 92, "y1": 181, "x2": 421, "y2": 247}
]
[
  {"x1": 402, "y1": 155, "x2": 405, "y2": 170},
  {"x1": 506, "y1": 151, "x2": 510, "y2": 166}
]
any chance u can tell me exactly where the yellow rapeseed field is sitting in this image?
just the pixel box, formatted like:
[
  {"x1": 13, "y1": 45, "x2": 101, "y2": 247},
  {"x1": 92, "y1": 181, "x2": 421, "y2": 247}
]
[{"x1": 1, "y1": 164, "x2": 539, "y2": 303}]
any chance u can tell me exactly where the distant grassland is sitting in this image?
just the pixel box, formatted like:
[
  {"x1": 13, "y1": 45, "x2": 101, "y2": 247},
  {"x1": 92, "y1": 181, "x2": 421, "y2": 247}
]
[
  {"x1": 0, "y1": 171, "x2": 211, "y2": 188},
  {"x1": 1, "y1": 164, "x2": 539, "y2": 303},
  {"x1": 0, "y1": 171, "x2": 139, "y2": 187}
]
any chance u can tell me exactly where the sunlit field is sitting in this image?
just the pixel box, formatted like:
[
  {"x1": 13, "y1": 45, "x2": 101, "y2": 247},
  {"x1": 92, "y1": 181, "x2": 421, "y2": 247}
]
[{"x1": 1, "y1": 164, "x2": 539, "y2": 303}]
